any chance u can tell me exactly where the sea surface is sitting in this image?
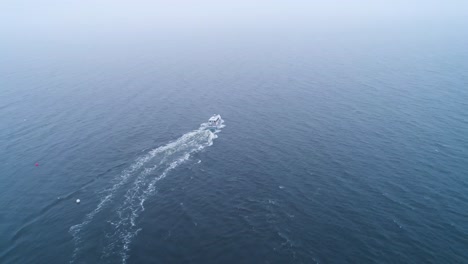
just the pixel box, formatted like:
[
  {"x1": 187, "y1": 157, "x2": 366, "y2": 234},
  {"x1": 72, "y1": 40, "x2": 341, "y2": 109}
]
[{"x1": 1, "y1": 23, "x2": 468, "y2": 263}]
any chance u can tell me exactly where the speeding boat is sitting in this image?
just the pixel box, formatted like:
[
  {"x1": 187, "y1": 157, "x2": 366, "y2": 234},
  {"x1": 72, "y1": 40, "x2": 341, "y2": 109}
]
[{"x1": 207, "y1": 114, "x2": 222, "y2": 129}]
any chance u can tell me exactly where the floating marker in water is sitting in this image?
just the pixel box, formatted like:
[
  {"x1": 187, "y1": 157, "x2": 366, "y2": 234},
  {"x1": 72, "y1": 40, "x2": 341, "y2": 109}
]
[
  {"x1": 35, "y1": 163, "x2": 39, "y2": 167},
  {"x1": 76, "y1": 199, "x2": 81, "y2": 204}
]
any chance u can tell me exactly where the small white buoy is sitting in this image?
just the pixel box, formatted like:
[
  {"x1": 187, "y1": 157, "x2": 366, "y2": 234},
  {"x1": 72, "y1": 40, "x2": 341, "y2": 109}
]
[{"x1": 76, "y1": 199, "x2": 81, "y2": 204}]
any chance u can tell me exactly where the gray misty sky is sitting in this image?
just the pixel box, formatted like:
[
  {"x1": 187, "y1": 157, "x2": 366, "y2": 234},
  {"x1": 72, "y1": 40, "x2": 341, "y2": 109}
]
[{"x1": 1, "y1": 0, "x2": 467, "y2": 38}]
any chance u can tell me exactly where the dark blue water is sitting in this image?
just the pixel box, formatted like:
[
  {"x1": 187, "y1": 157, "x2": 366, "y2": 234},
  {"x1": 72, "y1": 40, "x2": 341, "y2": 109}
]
[{"x1": 1, "y1": 24, "x2": 468, "y2": 263}]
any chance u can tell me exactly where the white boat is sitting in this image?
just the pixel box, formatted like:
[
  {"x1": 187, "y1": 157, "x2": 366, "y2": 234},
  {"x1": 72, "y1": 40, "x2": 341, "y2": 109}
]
[{"x1": 207, "y1": 114, "x2": 222, "y2": 129}]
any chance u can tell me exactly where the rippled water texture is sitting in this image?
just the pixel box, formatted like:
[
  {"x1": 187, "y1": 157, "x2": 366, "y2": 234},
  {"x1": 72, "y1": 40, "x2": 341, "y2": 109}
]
[{"x1": 1, "y1": 24, "x2": 468, "y2": 263}]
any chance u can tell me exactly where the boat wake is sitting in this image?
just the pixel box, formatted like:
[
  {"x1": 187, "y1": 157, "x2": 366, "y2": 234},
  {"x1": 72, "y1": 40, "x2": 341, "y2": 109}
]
[{"x1": 69, "y1": 122, "x2": 222, "y2": 263}]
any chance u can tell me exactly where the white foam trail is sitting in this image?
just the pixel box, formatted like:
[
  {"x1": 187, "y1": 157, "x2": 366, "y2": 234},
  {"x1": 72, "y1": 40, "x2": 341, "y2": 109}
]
[
  {"x1": 70, "y1": 122, "x2": 222, "y2": 263},
  {"x1": 69, "y1": 150, "x2": 162, "y2": 261},
  {"x1": 105, "y1": 129, "x2": 217, "y2": 263}
]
